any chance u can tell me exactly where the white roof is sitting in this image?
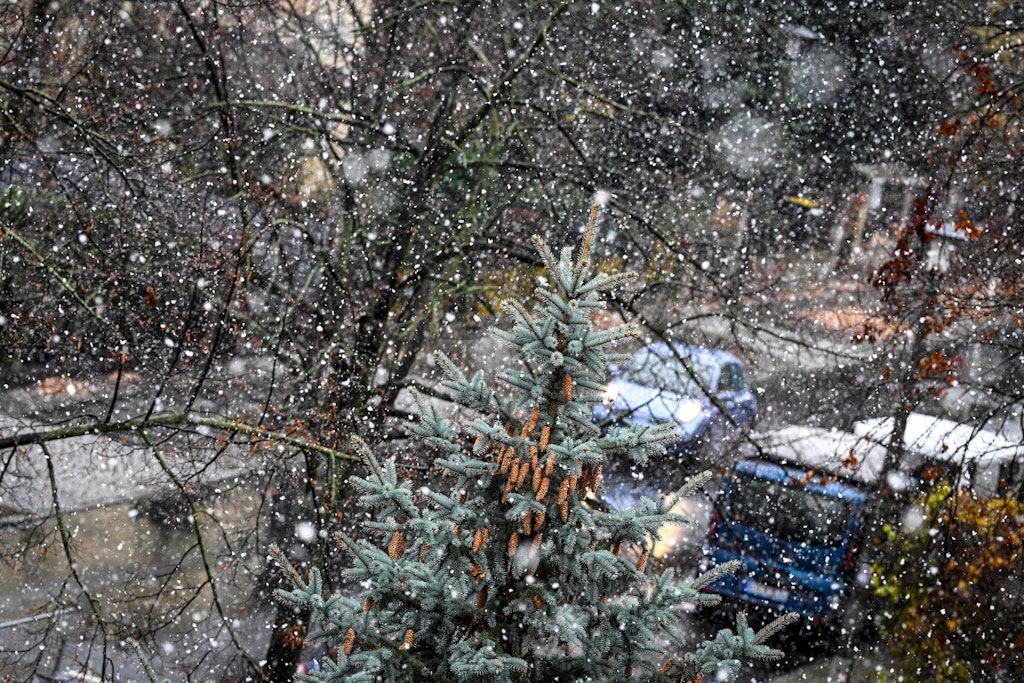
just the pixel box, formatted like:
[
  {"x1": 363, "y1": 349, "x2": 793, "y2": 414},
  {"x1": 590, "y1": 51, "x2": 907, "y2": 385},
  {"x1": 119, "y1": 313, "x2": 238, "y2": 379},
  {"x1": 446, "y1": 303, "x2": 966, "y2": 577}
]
[
  {"x1": 749, "y1": 425, "x2": 888, "y2": 485},
  {"x1": 852, "y1": 413, "x2": 1024, "y2": 467}
]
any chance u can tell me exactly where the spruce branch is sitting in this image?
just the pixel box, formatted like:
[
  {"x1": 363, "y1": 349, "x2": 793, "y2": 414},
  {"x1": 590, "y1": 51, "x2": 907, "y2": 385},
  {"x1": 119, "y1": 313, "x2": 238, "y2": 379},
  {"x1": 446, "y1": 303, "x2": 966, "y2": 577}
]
[
  {"x1": 270, "y1": 544, "x2": 306, "y2": 589},
  {"x1": 353, "y1": 435, "x2": 388, "y2": 486},
  {"x1": 574, "y1": 269, "x2": 640, "y2": 297},
  {"x1": 529, "y1": 234, "x2": 563, "y2": 289},
  {"x1": 688, "y1": 559, "x2": 741, "y2": 594},
  {"x1": 578, "y1": 203, "x2": 600, "y2": 270},
  {"x1": 751, "y1": 612, "x2": 801, "y2": 652}
]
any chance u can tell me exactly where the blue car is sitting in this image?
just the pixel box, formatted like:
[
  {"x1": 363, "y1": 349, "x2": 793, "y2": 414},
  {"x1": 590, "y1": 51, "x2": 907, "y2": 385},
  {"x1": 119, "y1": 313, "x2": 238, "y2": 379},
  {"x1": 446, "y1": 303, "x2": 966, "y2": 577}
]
[
  {"x1": 703, "y1": 458, "x2": 870, "y2": 630},
  {"x1": 698, "y1": 426, "x2": 888, "y2": 636},
  {"x1": 592, "y1": 343, "x2": 758, "y2": 468}
]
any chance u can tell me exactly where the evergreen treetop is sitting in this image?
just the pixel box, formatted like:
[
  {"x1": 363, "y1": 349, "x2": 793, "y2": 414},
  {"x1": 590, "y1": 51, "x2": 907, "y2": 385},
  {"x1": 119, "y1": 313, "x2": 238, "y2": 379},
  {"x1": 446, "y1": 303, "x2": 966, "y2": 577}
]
[{"x1": 274, "y1": 204, "x2": 795, "y2": 682}]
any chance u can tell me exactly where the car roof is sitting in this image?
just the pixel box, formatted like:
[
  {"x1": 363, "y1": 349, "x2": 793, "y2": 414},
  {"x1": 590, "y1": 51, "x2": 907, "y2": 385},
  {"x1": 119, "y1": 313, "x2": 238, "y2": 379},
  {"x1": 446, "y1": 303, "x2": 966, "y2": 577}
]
[
  {"x1": 852, "y1": 413, "x2": 1024, "y2": 467},
  {"x1": 642, "y1": 342, "x2": 743, "y2": 368},
  {"x1": 745, "y1": 425, "x2": 888, "y2": 485}
]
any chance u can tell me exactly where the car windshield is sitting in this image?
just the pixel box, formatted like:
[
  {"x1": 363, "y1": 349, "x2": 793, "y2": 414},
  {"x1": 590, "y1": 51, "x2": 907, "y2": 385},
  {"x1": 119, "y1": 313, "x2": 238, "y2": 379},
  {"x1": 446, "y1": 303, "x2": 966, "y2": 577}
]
[
  {"x1": 726, "y1": 473, "x2": 852, "y2": 547},
  {"x1": 620, "y1": 348, "x2": 714, "y2": 396}
]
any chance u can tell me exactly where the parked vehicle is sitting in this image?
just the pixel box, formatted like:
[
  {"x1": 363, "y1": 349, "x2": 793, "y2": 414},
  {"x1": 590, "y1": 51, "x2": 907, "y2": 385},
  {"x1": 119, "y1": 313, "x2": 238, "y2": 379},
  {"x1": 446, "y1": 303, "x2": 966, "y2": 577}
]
[
  {"x1": 699, "y1": 415, "x2": 1024, "y2": 638},
  {"x1": 593, "y1": 343, "x2": 757, "y2": 473},
  {"x1": 852, "y1": 412, "x2": 1024, "y2": 498},
  {"x1": 698, "y1": 426, "x2": 887, "y2": 633}
]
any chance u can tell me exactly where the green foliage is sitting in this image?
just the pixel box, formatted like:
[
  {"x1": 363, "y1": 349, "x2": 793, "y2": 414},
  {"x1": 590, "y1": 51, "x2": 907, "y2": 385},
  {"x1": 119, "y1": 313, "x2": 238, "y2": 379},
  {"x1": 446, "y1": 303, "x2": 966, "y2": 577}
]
[
  {"x1": 872, "y1": 485, "x2": 1024, "y2": 682},
  {"x1": 274, "y1": 206, "x2": 795, "y2": 682}
]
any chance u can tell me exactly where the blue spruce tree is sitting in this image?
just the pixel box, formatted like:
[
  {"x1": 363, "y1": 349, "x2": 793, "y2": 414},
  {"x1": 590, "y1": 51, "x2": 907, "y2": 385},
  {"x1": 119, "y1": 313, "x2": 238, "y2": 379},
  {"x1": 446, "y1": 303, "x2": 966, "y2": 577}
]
[{"x1": 274, "y1": 205, "x2": 795, "y2": 682}]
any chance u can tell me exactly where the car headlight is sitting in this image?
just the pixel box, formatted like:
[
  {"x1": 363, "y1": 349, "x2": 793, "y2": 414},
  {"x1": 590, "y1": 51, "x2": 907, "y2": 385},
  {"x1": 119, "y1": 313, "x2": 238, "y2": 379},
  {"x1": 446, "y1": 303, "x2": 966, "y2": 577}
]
[
  {"x1": 675, "y1": 400, "x2": 704, "y2": 423},
  {"x1": 601, "y1": 384, "x2": 619, "y2": 404}
]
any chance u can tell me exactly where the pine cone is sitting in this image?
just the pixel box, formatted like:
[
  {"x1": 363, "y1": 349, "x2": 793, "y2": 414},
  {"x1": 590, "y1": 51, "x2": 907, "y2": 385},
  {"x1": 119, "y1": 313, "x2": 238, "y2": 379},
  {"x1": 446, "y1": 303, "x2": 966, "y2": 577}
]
[{"x1": 343, "y1": 627, "x2": 355, "y2": 655}]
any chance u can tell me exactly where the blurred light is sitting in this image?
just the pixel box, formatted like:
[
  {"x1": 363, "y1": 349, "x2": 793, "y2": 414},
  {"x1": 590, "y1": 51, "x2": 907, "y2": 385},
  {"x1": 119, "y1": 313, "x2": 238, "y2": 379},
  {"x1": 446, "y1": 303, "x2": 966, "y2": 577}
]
[{"x1": 676, "y1": 400, "x2": 704, "y2": 423}]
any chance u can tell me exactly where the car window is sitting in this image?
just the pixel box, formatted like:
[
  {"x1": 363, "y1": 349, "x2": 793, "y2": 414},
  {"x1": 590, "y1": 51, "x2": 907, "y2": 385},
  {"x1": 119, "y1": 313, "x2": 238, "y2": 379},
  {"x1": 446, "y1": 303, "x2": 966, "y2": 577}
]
[
  {"x1": 733, "y1": 364, "x2": 748, "y2": 391},
  {"x1": 621, "y1": 348, "x2": 714, "y2": 396},
  {"x1": 719, "y1": 365, "x2": 736, "y2": 392},
  {"x1": 727, "y1": 473, "x2": 852, "y2": 547},
  {"x1": 719, "y1": 364, "x2": 748, "y2": 393}
]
